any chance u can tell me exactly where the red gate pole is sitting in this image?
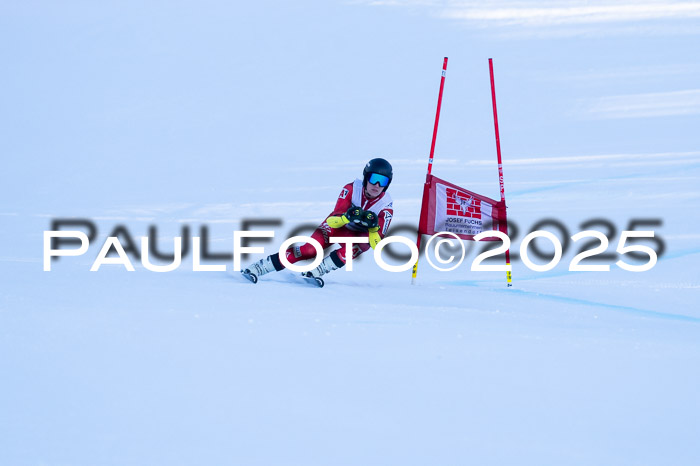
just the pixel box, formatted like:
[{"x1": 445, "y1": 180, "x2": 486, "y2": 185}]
[
  {"x1": 412, "y1": 57, "x2": 448, "y2": 284},
  {"x1": 489, "y1": 58, "x2": 513, "y2": 287}
]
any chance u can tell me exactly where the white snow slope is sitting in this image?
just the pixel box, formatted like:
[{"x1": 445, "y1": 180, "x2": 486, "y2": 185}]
[
  {"x1": 2, "y1": 3, "x2": 700, "y2": 462},
  {"x1": 2, "y1": 150, "x2": 699, "y2": 465}
]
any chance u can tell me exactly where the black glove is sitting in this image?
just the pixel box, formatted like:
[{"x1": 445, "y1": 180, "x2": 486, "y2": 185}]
[
  {"x1": 360, "y1": 210, "x2": 378, "y2": 229},
  {"x1": 345, "y1": 206, "x2": 364, "y2": 224}
]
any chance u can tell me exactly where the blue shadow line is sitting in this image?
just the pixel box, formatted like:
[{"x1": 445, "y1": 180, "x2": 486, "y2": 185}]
[{"x1": 445, "y1": 280, "x2": 700, "y2": 324}]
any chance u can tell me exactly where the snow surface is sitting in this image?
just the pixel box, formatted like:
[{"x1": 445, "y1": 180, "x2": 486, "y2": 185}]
[
  {"x1": 2, "y1": 152, "x2": 699, "y2": 466},
  {"x1": 2, "y1": 2, "x2": 700, "y2": 465}
]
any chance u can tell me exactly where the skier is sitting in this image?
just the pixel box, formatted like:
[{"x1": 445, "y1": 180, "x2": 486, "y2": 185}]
[{"x1": 242, "y1": 158, "x2": 394, "y2": 285}]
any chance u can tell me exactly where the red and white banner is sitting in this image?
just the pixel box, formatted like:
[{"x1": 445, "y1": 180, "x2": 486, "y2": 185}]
[
  {"x1": 418, "y1": 174, "x2": 506, "y2": 241},
  {"x1": 411, "y1": 58, "x2": 511, "y2": 285}
]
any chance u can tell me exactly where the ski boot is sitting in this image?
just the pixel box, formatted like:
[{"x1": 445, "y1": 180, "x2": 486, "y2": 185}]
[
  {"x1": 302, "y1": 252, "x2": 345, "y2": 287},
  {"x1": 241, "y1": 255, "x2": 280, "y2": 283}
]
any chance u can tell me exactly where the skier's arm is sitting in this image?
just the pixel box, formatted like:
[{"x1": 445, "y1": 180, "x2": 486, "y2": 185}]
[
  {"x1": 326, "y1": 206, "x2": 363, "y2": 228},
  {"x1": 368, "y1": 207, "x2": 393, "y2": 249},
  {"x1": 329, "y1": 183, "x2": 354, "y2": 217},
  {"x1": 325, "y1": 183, "x2": 356, "y2": 228},
  {"x1": 376, "y1": 208, "x2": 393, "y2": 238}
]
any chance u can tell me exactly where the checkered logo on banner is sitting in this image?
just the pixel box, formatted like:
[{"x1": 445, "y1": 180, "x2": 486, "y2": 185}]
[
  {"x1": 445, "y1": 188, "x2": 482, "y2": 220},
  {"x1": 431, "y1": 181, "x2": 495, "y2": 238}
]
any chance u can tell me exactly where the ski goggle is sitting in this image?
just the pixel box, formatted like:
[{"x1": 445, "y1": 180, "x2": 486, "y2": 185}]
[{"x1": 367, "y1": 173, "x2": 390, "y2": 187}]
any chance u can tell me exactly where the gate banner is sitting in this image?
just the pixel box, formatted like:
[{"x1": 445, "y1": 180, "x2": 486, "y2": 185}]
[{"x1": 418, "y1": 174, "x2": 506, "y2": 241}]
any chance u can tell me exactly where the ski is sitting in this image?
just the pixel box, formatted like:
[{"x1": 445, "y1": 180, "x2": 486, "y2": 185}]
[
  {"x1": 242, "y1": 269, "x2": 323, "y2": 287},
  {"x1": 301, "y1": 273, "x2": 324, "y2": 288},
  {"x1": 241, "y1": 270, "x2": 258, "y2": 284}
]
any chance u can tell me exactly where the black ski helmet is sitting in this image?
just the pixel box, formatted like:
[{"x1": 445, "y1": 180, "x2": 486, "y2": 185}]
[{"x1": 363, "y1": 158, "x2": 393, "y2": 191}]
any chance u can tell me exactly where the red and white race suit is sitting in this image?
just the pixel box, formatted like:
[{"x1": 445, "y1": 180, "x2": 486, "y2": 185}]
[{"x1": 285, "y1": 178, "x2": 393, "y2": 265}]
